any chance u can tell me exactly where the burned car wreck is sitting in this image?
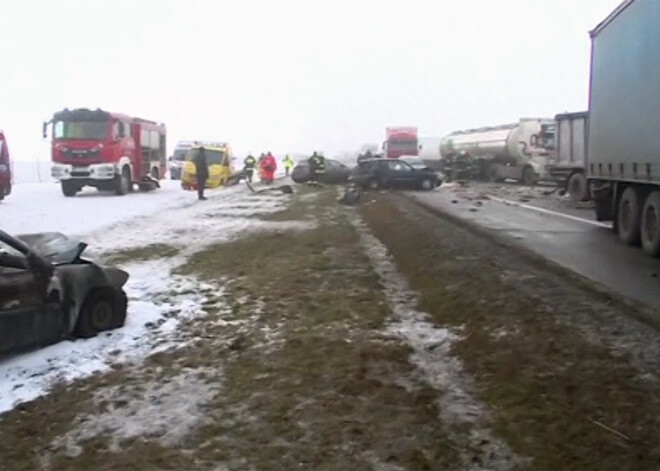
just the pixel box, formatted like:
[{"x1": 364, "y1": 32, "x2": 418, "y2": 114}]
[{"x1": 0, "y1": 230, "x2": 128, "y2": 357}]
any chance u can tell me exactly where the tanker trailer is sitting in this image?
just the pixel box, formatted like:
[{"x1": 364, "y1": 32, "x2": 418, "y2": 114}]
[
  {"x1": 439, "y1": 118, "x2": 555, "y2": 185},
  {"x1": 418, "y1": 137, "x2": 443, "y2": 171}
]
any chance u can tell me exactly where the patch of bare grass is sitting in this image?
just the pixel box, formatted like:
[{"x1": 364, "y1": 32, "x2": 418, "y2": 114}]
[
  {"x1": 103, "y1": 243, "x2": 180, "y2": 265},
  {"x1": 174, "y1": 186, "x2": 459, "y2": 469},
  {"x1": 361, "y1": 194, "x2": 660, "y2": 470}
]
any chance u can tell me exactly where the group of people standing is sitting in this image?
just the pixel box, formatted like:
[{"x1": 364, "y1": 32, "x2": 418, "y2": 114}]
[{"x1": 242, "y1": 152, "x2": 295, "y2": 184}]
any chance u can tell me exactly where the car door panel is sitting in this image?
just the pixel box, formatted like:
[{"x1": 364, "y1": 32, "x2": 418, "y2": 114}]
[{"x1": 0, "y1": 268, "x2": 66, "y2": 356}]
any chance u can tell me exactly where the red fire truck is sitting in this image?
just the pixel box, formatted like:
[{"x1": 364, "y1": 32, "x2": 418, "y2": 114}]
[
  {"x1": 44, "y1": 108, "x2": 166, "y2": 197},
  {"x1": 0, "y1": 130, "x2": 12, "y2": 201}
]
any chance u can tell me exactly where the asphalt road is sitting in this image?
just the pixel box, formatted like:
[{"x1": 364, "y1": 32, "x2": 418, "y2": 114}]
[{"x1": 407, "y1": 189, "x2": 660, "y2": 316}]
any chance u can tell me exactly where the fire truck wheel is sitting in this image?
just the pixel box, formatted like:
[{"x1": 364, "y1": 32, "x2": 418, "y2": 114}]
[
  {"x1": 61, "y1": 181, "x2": 78, "y2": 197},
  {"x1": 115, "y1": 167, "x2": 131, "y2": 196}
]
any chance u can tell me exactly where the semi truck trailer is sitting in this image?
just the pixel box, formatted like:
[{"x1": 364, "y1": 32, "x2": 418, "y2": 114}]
[
  {"x1": 546, "y1": 111, "x2": 590, "y2": 203},
  {"x1": 587, "y1": 0, "x2": 660, "y2": 256}
]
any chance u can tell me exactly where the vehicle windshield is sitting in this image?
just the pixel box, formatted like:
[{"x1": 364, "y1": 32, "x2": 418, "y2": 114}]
[
  {"x1": 186, "y1": 148, "x2": 228, "y2": 165},
  {"x1": 173, "y1": 149, "x2": 188, "y2": 161},
  {"x1": 386, "y1": 140, "x2": 418, "y2": 152},
  {"x1": 400, "y1": 157, "x2": 427, "y2": 169},
  {"x1": 54, "y1": 120, "x2": 109, "y2": 140}
]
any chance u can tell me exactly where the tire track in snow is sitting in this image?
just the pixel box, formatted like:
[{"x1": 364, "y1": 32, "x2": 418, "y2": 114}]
[{"x1": 351, "y1": 215, "x2": 523, "y2": 471}]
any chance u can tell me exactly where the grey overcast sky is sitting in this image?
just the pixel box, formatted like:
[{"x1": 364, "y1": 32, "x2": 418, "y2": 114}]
[{"x1": 1, "y1": 0, "x2": 622, "y2": 160}]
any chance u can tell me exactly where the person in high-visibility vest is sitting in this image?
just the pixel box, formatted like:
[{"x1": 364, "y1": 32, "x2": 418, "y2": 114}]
[
  {"x1": 308, "y1": 151, "x2": 325, "y2": 184},
  {"x1": 244, "y1": 154, "x2": 257, "y2": 183},
  {"x1": 282, "y1": 154, "x2": 294, "y2": 177}
]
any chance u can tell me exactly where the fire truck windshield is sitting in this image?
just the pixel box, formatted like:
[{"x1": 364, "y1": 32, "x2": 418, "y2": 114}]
[{"x1": 54, "y1": 120, "x2": 108, "y2": 140}]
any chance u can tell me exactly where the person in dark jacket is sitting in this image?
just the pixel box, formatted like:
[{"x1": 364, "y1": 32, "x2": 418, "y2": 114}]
[
  {"x1": 308, "y1": 151, "x2": 326, "y2": 184},
  {"x1": 194, "y1": 147, "x2": 209, "y2": 200},
  {"x1": 244, "y1": 154, "x2": 257, "y2": 183}
]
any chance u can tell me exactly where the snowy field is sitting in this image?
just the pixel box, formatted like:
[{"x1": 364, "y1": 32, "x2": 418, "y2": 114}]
[
  {"x1": 2, "y1": 180, "x2": 200, "y2": 236},
  {"x1": 0, "y1": 177, "x2": 299, "y2": 414}
]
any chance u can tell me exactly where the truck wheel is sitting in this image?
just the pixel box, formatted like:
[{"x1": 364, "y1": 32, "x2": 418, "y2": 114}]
[
  {"x1": 61, "y1": 181, "x2": 78, "y2": 197},
  {"x1": 420, "y1": 178, "x2": 434, "y2": 191},
  {"x1": 641, "y1": 191, "x2": 660, "y2": 256},
  {"x1": 115, "y1": 167, "x2": 131, "y2": 196},
  {"x1": 75, "y1": 290, "x2": 118, "y2": 338},
  {"x1": 567, "y1": 172, "x2": 589, "y2": 204},
  {"x1": 617, "y1": 186, "x2": 642, "y2": 245},
  {"x1": 522, "y1": 166, "x2": 536, "y2": 186},
  {"x1": 487, "y1": 163, "x2": 502, "y2": 183}
]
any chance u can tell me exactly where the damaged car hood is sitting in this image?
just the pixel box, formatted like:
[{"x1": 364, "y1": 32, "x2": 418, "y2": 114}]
[{"x1": 16, "y1": 232, "x2": 92, "y2": 265}]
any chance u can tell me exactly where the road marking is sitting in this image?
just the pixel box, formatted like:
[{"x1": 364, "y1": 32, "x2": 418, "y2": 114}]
[{"x1": 487, "y1": 196, "x2": 612, "y2": 228}]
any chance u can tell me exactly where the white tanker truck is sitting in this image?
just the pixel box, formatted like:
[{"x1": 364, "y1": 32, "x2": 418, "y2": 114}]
[{"x1": 438, "y1": 118, "x2": 555, "y2": 185}]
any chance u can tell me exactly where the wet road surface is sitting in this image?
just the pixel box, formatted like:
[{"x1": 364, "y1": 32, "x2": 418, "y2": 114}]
[{"x1": 406, "y1": 189, "x2": 660, "y2": 318}]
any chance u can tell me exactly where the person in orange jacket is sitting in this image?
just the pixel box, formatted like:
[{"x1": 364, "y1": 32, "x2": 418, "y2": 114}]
[{"x1": 261, "y1": 152, "x2": 277, "y2": 184}]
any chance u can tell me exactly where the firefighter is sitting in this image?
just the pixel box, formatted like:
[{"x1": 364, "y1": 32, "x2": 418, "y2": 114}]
[
  {"x1": 261, "y1": 152, "x2": 277, "y2": 184},
  {"x1": 282, "y1": 154, "x2": 294, "y2": 177},
  {"x1": 244, "y1": 154, "x2": 257, "y2": 183},
  {"x1": 194, "y1": 146, "x2": 209, "y2": 200},
  {"x1": 308, "y1": 151, "x2": 326, "y2": 184}
]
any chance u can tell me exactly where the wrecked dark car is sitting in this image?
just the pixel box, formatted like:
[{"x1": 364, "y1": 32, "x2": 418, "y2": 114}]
[
  {"x1": 349, "y1": 158, "x2": 442, "y2": 191},
  {"x1": 0, "y1": 230, "x2": 129, "y2": 357},
  {"x1": 290, "y1": 158, "x2": 352, "y2": 184}
]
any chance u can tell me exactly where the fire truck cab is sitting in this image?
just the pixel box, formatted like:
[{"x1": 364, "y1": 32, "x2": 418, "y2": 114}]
[{"x1": 45, "y1": 108, "x2": 166, "y2": 197}]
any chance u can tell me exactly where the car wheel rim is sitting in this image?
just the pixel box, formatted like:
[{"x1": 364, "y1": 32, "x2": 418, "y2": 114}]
[{"x1": 91, "y1": 301, "x2": 113, "y2": 329}]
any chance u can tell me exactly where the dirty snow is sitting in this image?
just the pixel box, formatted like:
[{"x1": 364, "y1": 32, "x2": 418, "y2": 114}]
[
  {"x1": 0, "y1": 180, "x2": 307, "y2": 415},
  {"x1": 351, "y1": 216, "x2": 521, "y2": 471},
  {"x1": 51, "y1": 366, "x2": 221, "y2": 456}
]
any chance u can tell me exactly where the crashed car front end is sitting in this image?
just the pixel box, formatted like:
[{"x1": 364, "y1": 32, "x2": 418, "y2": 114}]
[{"x1": 0, "y1": 230, "x2": 129, "y2": 357}]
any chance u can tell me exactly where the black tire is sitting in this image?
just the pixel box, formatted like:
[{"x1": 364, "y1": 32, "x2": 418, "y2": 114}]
[
  {"x1": 617, "y1": 186, "x2": 642, "y2": 245},
  {"x1": 61, "y1": 181, "x2": 78, "y2": 197},
  {"x1": 420, "y1": 178, "x2": 434, "y2": 191},
  {"x1": 641, "y1": 191, "x2": 660, "y2": 257},
  {"x1": 115, "y1": 167, "x2": 131, "y2": 196},
  {"x1": 567, "y1": 172, "x2": 589, "y2": 204},
  {"x1": 487, "y1": 163, "x2": 499, "y2": 183},
  {"x1": 522, "y1": 166, "x2": 536, "y2": 186},
  {"x1": 367, "y1": 179, "x2": 379, "y2": 191},
  {"x1": 75, "y1": 289, "x2": 126, "y2": 338}
]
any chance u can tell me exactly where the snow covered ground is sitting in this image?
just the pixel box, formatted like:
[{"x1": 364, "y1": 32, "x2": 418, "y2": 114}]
[
  {"x1": 0, "y1": 178, "x2": 301, "y2": 414},
  {"x1": 1, "y1": 180, "x2": 192, "y2": 236}
]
